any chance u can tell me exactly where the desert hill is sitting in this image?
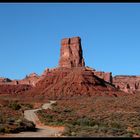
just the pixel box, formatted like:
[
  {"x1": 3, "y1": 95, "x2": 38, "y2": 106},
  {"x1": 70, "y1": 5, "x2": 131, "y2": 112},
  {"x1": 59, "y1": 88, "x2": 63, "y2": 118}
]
[{"x1": 26, "y1": 67, "x2": 117, "y2": 100}]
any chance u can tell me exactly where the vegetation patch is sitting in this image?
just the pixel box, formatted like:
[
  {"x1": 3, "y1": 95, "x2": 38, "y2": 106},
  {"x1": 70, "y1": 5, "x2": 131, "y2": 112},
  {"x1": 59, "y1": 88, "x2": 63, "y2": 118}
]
[
  {"x1": 0, "y1": 99, "x2": 35, "y2": 134},
  {"x1": 37, "y1": 95, "x2": 140, "y2": 137}
]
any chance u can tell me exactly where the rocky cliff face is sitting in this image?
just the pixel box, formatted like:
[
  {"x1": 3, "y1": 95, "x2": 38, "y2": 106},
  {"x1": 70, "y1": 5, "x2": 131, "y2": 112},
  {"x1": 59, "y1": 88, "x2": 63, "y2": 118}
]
[
  {"x1": 85, "y1": 67, "x2": 113, "y2": 84},
  {"x1": 59, "y1": 37, "x2": 85, "y2": 68},
  {"x1": 94, "y1": 71, "x2": 112, "y2": 84},
  {"x1": 113, "y1": 76, "x2": 140, "y2": 93}
]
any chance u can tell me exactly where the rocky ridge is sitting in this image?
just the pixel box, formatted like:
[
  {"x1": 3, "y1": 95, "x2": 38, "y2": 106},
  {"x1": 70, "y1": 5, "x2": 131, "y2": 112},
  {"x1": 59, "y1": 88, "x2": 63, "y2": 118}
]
[{"x1": 113, "y1": 75, "x2": 140, "y2": 93}]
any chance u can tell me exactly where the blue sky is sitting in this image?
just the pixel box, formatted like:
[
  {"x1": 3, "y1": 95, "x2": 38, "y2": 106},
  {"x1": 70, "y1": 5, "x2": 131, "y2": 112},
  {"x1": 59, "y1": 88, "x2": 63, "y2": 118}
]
[{"x1": 0, "y1": 3, "x2": 140, "y2": 79}]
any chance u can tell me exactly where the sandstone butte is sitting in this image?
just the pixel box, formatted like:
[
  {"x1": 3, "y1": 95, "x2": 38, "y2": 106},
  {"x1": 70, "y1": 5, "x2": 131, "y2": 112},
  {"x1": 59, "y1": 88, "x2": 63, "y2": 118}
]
[{"x1": 0, "y1": 36, "x2": 139, "y2": 97}]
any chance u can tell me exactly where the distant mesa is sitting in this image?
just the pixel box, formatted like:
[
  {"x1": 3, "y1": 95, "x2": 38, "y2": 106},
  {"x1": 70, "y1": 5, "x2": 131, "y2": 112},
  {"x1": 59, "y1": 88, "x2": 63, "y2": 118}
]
[{"x1": 113, "y1": 75, "x2": 140, "y2": 93}]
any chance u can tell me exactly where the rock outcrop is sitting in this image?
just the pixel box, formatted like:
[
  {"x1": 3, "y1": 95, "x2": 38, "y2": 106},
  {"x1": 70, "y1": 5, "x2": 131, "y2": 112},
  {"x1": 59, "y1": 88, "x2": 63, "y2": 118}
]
[
  {"x1": 59, "y1": 37, "x2": 85, "y2": 68},
  {"x1": 94, "y1": 71, "x2": 112, "y2": 84},
  {"x1": 0, "y1": 73, "x2": 39, "y2": 86},
  {"x1": 27, "y1": 67, "x2": 117, "y2": 100},
  {"x1": 0, "y1": 73, "x2": 39, "y2": 94},
  {"x1": 85, "y1": 67, "x2": 113, "y2": 83},
  {"x1": 0, "y1": 78, "x2": 12, "y2": 83},
  {"x1": 113, "y1": 75, "x2": 140, "y2": 93},
  {"x1": 18, "y1": 73, "x2": 39, "y2": 86}
]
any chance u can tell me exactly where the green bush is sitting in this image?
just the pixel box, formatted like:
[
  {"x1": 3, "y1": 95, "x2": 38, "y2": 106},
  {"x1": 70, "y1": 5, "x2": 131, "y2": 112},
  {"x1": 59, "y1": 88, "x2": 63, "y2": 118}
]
[
  {"x1": 15, "y1": 118, "x2": 35, "y2": 132},
  {"x1": 46, "y1": 114, "x2": 53, "y2": 120},
  {"x1": 4, "y1": 127, "x2": 11, "y2": 133},
  {"x1": 73, "y1": 117, "x2": 95, "y2": 126},
  {"x1": 8, "y1": 101, "x2": 21, "y2": 110},
  {"x1": 53, "y1": 107, "x2": 61, "y2": 113},
  {"x1": 134, "y1": 129, "x2": 140, "y2": 135},
  {"x1": 122, "y1": 132, "x2": 133, "y2": 137},
  {"x1": 21, "y1": 103, "x2": 33, "y2": 109},
  {"x1": 0, "y1": 125, "x2": 5, "y2": 133},
  {"x1": 7, "y1": 117, "x2": 15, "y2": 125},
  {"x1": 0, "y1": 116, "x2": 3, "y2": 124},
  {"x1": 63, "y1": 108, "x2": 72, "y2": 113},
  {"x1": 109, "y1": 121, "x2": 122, "y2": 129}
]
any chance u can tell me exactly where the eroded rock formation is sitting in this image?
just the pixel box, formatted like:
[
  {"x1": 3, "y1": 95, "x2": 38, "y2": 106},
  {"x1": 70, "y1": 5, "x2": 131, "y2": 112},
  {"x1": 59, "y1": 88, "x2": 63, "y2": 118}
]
[
  {"x1": 18, "y1": 73, "x2": 39, "y2": 86},
  {"x1": 94, "y1": 71, "x2": 112, "y2": 84},
  {"x1": 0, "y1": 73, "x2": 39, "y2": 94},
  {"x1": 85, "y1": 67, "x2": 113, "y2": 83},
  {"x1": 59, "y1": 37, "x2": 85, "y2": 68},
  {"x1": 27, "y1": 67, "x2": 117, "y2": 100},
  {"x1": 0, "y1": 73, "x2": 39, "y2": 86},
  {"x1": 113, "y1": 76, "x2": 140, "y2": 93}
]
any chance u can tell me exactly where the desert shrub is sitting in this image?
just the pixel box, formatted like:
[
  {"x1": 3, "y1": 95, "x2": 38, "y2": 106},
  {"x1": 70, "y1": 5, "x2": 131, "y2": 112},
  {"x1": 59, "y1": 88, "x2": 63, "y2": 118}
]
[
  {"x1": 21, "y1": 103, "x2": 33, "y2": 109},
  {"x1": 44, "y1": 114, "x2": 53, "y2": 123},
  {"x1": 53, "y1": 107, "x2": 61, "y2": 113},
  {"x1": 51, "y1": 102, "x2": 57, "y2": 107},
  {"x1": 48, "y1": 121, "x2": 65, "y2": 126},
  {"x1": 92, "y1": 124, "x2": 99, "y2": 130},
  {"x1": 8, "y1": 101, "x2": 21, "y2": 110},
  {"x1": 71, "y1": 131, "x2": 76, "y2": 136},
  {"x1": 19, "y1": 118, "x2": 35, "y2": 127},
  {"x1": 63, "y1": 108, "x2": 72, "y2": 113},
  {"x1": 109, "y1": 121, "x2": 122, "y2": 129},
  {"x1": 98, "y1": 126, "x2": 108, "y2": 133},
  {"x1": 46, "y1": 114, "x2": 53, "y2": 119},
  {"x1": 0, "y1": 115, "x2": 3, "y2": 124},
  {"x1": 4, "y1": 127, "x2": 11, "y2": 133},
  {"x1": 134, "y1": 129, "x2": 140, "y2": 135},
  {"x1": 7, "y1": 117, "x2": 15, "y2": 125},
  {"x1": 0, "y1": 125, "x2": 5, "y2": 133},
  {"x1": 23, "y1": 121, "x2": 35, "y2": 130},
  {"x1": 37, "y1": 110, "x2": 48, "y2": 119},
  {"x1": 36, "y1": 110, "x2": 47, "y2": 124},
  {"x1": 73, "y1": 117, "x2": 95, "y2": 126},
  {"x1": 62, "y1": 124, "x2": 73, "y2": 136},
  {"x1": 15, "y1": 118, "x2": 35, "y2": 132},
  {"x1": 121, "y1": 132, "x2": 133, "y2": 137}
]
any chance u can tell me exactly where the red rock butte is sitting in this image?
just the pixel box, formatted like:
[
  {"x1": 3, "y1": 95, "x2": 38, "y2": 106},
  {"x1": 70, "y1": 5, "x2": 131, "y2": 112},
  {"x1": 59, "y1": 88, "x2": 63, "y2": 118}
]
[
  {"x1": 0, "y1": 36, "x2": 139, "y2": 97},
  {"x1": 59, "y1": 37, "x2": 85, "y2": 68}
]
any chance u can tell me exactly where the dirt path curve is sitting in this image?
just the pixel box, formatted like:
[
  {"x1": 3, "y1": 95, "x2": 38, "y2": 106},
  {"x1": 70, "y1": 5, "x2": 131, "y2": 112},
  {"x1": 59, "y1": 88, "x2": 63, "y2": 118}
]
[{"x1": 1, "y1": 101, "x2": 65, "y2": 137}]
